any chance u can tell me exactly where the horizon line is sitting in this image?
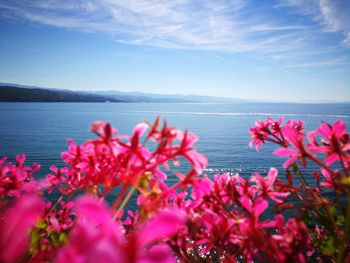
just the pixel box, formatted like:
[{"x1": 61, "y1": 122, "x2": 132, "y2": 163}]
[{"x1": 1, "y1": 82, "x2": 350, "y2": 104}]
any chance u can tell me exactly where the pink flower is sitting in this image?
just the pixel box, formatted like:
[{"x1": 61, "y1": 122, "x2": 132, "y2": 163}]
[
  {"x1": 249, "y1": 118, "x2": 305, "y2": 152},
  {"x1": 56, "y1": 196, "x2": 186, "y2": 263},
  {"x1": 308, "y1": 120, "x2": 350, "y2": 166},
  {"x1": 286, "y1": 120, "x2": 304, "y2": 135},
  {"x1": 274, "y1": 126, "x2": 308, "y2": 168},
  {"x1": 137, "y1": 207, "x2": 186, "y2": 246},
  {"x1": 55, "y1": 196, "x2": 125, "y2": 263},
  {"x1": 249, "y1": 117, "x2": 287, "y2": 150},
  {"x1": 91, "y1": 121, "x2": 118, "y2": 142},
  {"x1": 190, "y1": 176, "x2": 213, "y2": 201},
  {"x1": 251, "y1": 168, "x2": 290, "y2": 203},
  {"x1": 46, "y1": 200, "x2": 75, "y2": 233},
  {"x1": 273, "y1": 215, "x2": 310, "y2": 262},
  {"x1": 249, "y1": 125, "x2": 268, "y2": 151},
  {"x1": 273, "y1": 147, "x2": 299, "y2": 168},
  {"x1": 240, "y1": 196, "x2": 268, "y2": 220},
  {"x1": 0, "y1": 195, "x2": 44, "y2": 263},
  {"x1": 177, "y1": 131, "x2": 207, "y2": 173},
  {"x1": 319, "y1": 169, "x2": 337, "y2": 189},
  {"x1": 0, "y1": 155, "x2": 40, "y2": 198},
  {"x1": 267, "y1": 117, "x2": 284, "y2": 135}
]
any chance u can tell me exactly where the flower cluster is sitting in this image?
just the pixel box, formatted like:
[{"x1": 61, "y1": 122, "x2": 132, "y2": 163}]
[
  {"x1": 250, "y1": 117, "x2": 350, "y2": 261},
  {"x1": 166, "y1": 169, "x2": 310, "y2": 262},
  {"x1": 0, "y1": 154, "x2": 40, "y2": 199},
  {"x1": 0, "y1": 117, "x2": 349, "y2": 262}
]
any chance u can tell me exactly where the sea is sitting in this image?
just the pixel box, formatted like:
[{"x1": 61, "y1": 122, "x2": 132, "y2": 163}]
[{"x1": 1, "y1": 102, "x2": 349, "y2": 207}]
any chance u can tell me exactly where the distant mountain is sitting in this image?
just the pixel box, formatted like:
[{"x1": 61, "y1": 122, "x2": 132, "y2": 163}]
[
  {"x1": 1, "y1": 83, "x2": 349, "y2": 104},
  {"x1": 0, "y1": 83, "x2": 248, "y2": 103},
  {"x1": 93, "y1": 90, "x2": 246, "y2": 103},
  {"x1": 91, "y1": 90, "x2": 196, "y2": 103},
  {"x1": 0, "y1": 85, "x2": 125, "y2": 102}
]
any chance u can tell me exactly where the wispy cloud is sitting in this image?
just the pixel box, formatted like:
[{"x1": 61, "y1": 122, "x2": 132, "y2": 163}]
[
  {"x1": 285, "y1": 57, "x2": 350, "y2": 68},
  {"x1": 0, "y1": 41, "x2": 67, "y2": 60},
  {"x1": 278, "y1": 0, "x2": 350, "y2": 46},
  {"x1": 0, "y1": 0, "x2": 349, "y2": 68}
]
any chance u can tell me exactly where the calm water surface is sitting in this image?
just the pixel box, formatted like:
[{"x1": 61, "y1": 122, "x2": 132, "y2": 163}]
[{"x1": 1, "y1": 102, "x2": 349, "y2": 190}]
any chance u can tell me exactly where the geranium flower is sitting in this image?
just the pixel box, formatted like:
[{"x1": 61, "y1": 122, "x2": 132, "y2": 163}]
[
  {"x1": 56, "y1": 196, "x2": 186, "y2": 263},
  {"x1": 0, "y1": 195, "x2": 44, "y2": 263}
]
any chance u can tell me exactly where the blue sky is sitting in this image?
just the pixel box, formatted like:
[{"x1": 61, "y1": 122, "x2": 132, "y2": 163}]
[{"x1": 0, "y1": 0, "x2": 349, "y2": 102}]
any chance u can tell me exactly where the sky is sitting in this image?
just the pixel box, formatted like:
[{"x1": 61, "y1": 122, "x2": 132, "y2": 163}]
[{"x1": 0, "y1": 0, "x2": 349, "y2": 102}]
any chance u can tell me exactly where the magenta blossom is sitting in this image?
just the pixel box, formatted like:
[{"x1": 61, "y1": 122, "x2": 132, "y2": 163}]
[
  {"x1": 273, "y1": 126, "x2": 308, "y2": 168},
  {"x1": 250, "y1": 168, "x2": 290, "y2": 203},
  {"x1": 0, "y1": 195, "x2": 44, "y2": 263},
  {"x1": 0, "y1": 155, "x2": 40, "y2": 198},
  {"x1": 56, "y1": 196, "x2": 186, "y2": 263},
  {"x1": 308, "y1": 120, "x2": 350, "y2": 166}
]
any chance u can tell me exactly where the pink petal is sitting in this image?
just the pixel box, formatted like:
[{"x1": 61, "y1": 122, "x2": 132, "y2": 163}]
[
  {"x1": 240, "y1": 196, "x2": 252, "y2": 214},
  {"x1": 267, "y1": 168, "x2": 278, "y2": 187},
  {"x1": 307, "y1": 130, "x2": 318, "y2": 145},
  {"x1": 138, "y1": 244, "x2": 176, "y2": 263},
  {"x1": 273, "y1": 148, "x2": 297, "y2": 157},
  {"x1": 74, "y1": 196, "x2": 122, "y2": 240},
  {"x1": 56, "y1": 222, "x2": 125, "y2": 263},
  {"x1": 344, "y1": 143, "x2": 350, "y2": 151},
  {"x1": 333, "y1": 120, "x2": 346, "y2": 138},
  {"x1": 254, "y1": 198, "x2": 268, "y2": 218},
  {"x1": 283, "y1": 157, "x2": 296, "y2": 168},
  {"x1": 138, "y1": 208, "x2": 186, "y2": 246},
  {"x1": 270, "y1": 192, "x2": 290, "y2": 203},
  {"x1": 133, "y1": 122, "x2": 148, "y2": 137},
  {"x1": 318, "y1": 123, "x2": 332, "y2": 139},
  {"x1": 321, "y1": 169, "x2": 331, "y2": 179},
  {"x1": 282, "y1": 126, "x2": 299, "y2": 147},
  {"x1": 325, "y1": 153, "x2": 339, "y2": 165},
  {"x1": 320, "y1": 182, "x2": 333, "y2": 189},
  {"x1": 308, "y1": 145, "x2": 329, "y2": 153},
  {"x1": 0, "y1": 195, "x2": 44, "y2": 263},
  {"x1": 16, "y1": 154, "x2": 26, "y2": 166},
  {"x1": 185, "y1": 151, "x2": 208, "y2": 173}
]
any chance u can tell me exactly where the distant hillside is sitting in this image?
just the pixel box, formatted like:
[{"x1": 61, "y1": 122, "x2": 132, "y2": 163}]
[
  {"x1": 0, "y1": 83, "x2": 248, "y2": 103},
  {"x1": 94, "y1": 90, "x2": 245, "y2": 103},
  {"x1": 92, "y1": 90, "x2": 196, "y2": 103},
  {"x1": 0, "y1": 86, "x2": 125, "y2": 102},
  {"x1": 0, "y1": 84, "x2": 201, "y2": 103}
]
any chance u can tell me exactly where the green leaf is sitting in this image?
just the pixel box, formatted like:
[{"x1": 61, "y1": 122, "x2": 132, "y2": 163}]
[
  {"x1": 50, "y1": 231, "x2": 60, "y2": 246},
  {"x1": 320, "y1": 236, "x2": 337, "y2": 255},
  {"x1": 327, "y1": 205, "x2": 336, "y2": 216},
  {"x1": 59, "y1": 232, "x2": 68, "y2": 244},
  {"x1": 336, "y1": 215, "x2": 345, "y2": 226},
  {"x1": 29, "y1": 229, "x2": 40, "y2": 255},
  {"x1": 36, "y1": 219, "x2": 47, "y2": 229}
]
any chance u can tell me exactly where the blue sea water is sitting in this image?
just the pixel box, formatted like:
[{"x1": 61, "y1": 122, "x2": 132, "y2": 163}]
[{"x1": 1, "y1": 102, "x2": 349, "y2": 180}]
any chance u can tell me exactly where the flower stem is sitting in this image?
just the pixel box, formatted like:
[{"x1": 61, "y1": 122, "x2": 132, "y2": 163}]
[
  {"x1": 47, "y1": 195, "x2": 64, "y2": 214},
  {"x1": 112, "y1": 185, "x2": 128, "y2": 211},
  {"x1": 337, "y1": 189, "x2": 350, "y2": 263},
  {"x1": 291, "y1": 163, "x2": 309, "y2": 187},
  {"x1": 113, "y1": 186, "x2": 136, "y2": 220},
  {"x1": 307, "y1": 152, "x2": 335, "y2": 175}
]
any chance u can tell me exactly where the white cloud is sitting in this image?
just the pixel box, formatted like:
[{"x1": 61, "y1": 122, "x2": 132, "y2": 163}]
[
  {"x1": 0, "y1": 0, "x2": 310, "y2": 51},
  {"x1": 319, "y1": 0, "x2": 350, "y2": 45},
  {"x1": 0, "y1": 0, "x2": 349, "y2": 68}
]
